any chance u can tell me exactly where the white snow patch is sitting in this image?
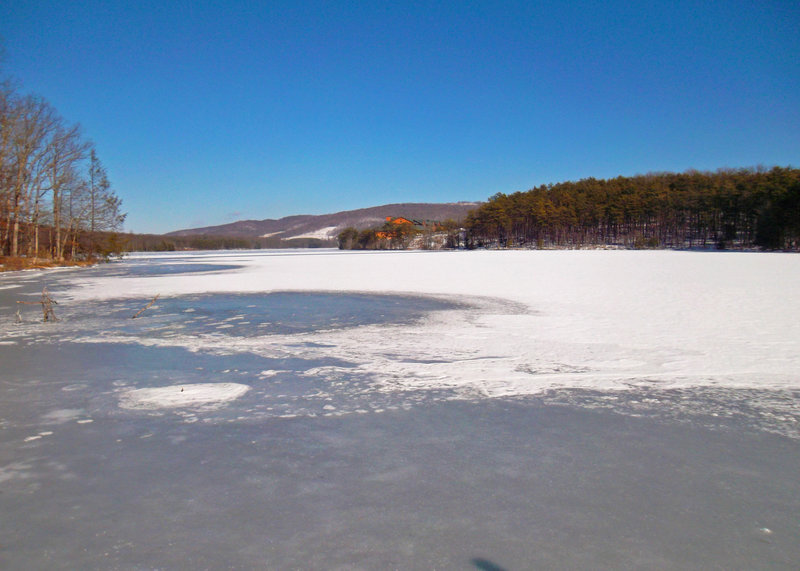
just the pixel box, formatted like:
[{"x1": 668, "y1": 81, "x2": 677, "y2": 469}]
[
  {"x1": 286, "y1": 226, "x2": 338, "y2": 240},
  {"x1": 61, "y1": 384, "x2": 88, "y2": 392},
  {"x1": 259, "y1": 370, "x2": 288, "y2": 378},
  {"x1": 119, "y1": 382, "x2": 251, "y2": 410}
]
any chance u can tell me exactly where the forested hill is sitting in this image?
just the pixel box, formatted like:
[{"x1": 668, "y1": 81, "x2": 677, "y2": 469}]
[{"x1": 465, "y1": 167, "x2": 800, "y2": 250}]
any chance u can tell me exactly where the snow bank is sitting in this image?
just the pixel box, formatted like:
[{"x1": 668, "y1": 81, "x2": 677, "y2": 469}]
[{"x1": 65, "y1": 249, "x2": 800, "y2": 396}]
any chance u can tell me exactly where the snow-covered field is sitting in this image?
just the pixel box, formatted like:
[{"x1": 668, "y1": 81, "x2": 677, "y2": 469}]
[{"x1": 62, "y1": 248, "x2": 800, "y2": 398}]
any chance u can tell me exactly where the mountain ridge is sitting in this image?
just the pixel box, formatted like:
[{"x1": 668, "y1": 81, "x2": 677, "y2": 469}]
[{"x1": 166, "y1": 202, "x2": 481, "y2": 240}]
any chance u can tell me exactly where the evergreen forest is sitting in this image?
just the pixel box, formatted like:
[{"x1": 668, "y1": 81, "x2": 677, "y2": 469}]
[{"x1": 464, "y1": 167, "x2": 800, "y2": 250}]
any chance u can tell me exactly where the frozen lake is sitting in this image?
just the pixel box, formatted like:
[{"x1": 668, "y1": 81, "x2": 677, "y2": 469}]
[{"x1": 1, "y1": 249, "x2": 799, "y2": 569}]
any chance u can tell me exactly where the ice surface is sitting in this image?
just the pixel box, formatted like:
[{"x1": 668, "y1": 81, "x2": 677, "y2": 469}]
[{"x1": 2, "y1": 249, "x2": 800, "y2": 569}]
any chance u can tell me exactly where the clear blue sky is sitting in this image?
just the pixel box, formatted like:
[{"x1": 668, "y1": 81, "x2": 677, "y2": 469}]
[{"x1": 2, "y1": 1, "x2": 798, "y2": 234}]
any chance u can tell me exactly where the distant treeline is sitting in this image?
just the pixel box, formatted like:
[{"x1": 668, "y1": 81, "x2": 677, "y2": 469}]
[
  {"x1": 465, "y1": 167, "x2": 800, "y2": 250},
  {"x1": 337, "y1": 219, "x2": 463, "y2": 250},
  {"x1": 123, "y1": 233, "x2": 335, "y2": 252}
]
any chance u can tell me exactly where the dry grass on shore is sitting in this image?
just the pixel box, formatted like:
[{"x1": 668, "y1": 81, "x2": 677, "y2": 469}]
[{"x1": 0, "y1": 256, "x2": 96, "y2": 272}]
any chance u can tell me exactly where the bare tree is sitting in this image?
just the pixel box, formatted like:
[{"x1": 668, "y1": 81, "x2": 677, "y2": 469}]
[
  {"x1": 7, "y1": 95, "x2": 58, "y2": 257},
  {"x1": 44, "y1": 123, "x2": 90, "y2": 260},
  {"x1": 0, "y1": 82, "x2": 19, "y2": 253},
  {"x1": 62, "y1": 170, "x2": 91, "y2": 259},
  {"x1": 1, "y1": 72, "x2": 126, "y2": 262}
]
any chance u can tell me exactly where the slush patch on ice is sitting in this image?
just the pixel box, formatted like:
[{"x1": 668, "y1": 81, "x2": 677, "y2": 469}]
[
  {"x1": 41, "y1": 409, "x2": 85, "y2": 423},
  {"x1": 119, "y1": 382, "x2": 251, "y2": 410}
]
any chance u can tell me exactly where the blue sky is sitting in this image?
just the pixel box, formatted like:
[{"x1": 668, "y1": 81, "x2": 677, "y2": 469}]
[{"x1": 2, "y1": 1, "x2": 798, "y2": 234}]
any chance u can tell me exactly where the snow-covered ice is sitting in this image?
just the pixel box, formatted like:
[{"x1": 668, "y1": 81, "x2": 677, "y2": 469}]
[
  {"x1": 60, "y1": 249, "x2": 800, "y2": 397},
  {"x1": 2, "y1": 248, "x2": 800, "y2": 569}
]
